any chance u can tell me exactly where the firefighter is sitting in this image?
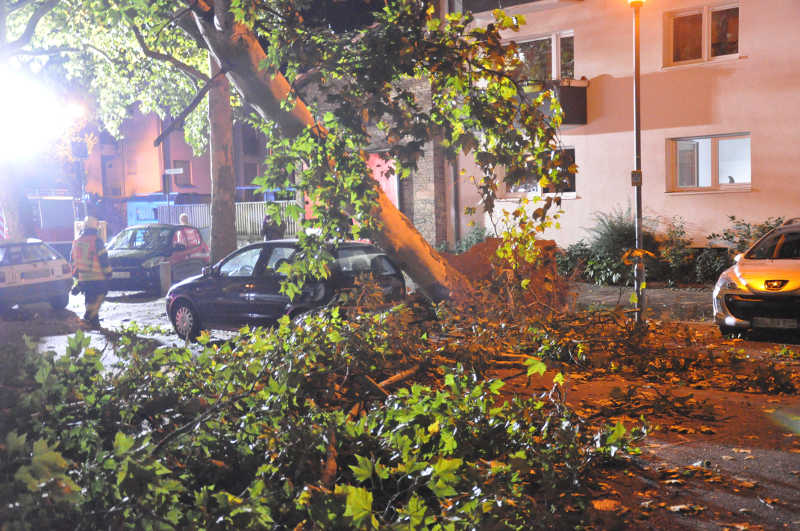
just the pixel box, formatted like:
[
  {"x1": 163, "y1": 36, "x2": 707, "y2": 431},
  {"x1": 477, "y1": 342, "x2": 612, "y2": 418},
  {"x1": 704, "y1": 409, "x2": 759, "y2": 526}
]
[{"x1": 70, "y1": 216, "x2": 112, "y2": 328}]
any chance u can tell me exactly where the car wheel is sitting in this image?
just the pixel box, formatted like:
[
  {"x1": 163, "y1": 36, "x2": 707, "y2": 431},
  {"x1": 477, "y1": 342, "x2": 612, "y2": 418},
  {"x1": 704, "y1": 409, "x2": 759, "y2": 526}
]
[
  {"x1": 50, "y1": 290, "x2": 69, "y2": 310},
  {"x1": 171, "y1": 300, "x2": 201, "y2": 340}
]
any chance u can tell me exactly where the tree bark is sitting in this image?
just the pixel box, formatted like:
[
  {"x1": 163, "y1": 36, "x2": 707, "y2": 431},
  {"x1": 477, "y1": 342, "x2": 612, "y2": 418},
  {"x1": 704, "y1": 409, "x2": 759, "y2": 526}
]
[
  {"x1": 0, "y1": 164, "x2": 31, "y2": 240},
  {"x1": 190, "y1": 5, "x2": 472, "y2": 300},
  {"x1": 208, "y1": 54, "x2": 236, "y2": 262}
]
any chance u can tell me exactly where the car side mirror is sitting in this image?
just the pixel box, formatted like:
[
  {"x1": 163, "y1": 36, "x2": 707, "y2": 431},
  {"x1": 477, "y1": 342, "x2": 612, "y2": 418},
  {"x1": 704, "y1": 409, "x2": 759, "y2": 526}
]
[
  {"x1": 734, "y1": 253, "x2": 743, "y2": 263},
  {"x1": 201, "y1": 265, "x2": 215, "y2": 277}
]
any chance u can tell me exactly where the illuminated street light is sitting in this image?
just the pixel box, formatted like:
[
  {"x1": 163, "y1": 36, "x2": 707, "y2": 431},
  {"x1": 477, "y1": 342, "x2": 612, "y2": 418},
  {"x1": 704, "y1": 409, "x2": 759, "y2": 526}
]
[
  {"x1": 629, "y1": 0, "x2": 645, "y2": 322},
  {"x1": 0, "y1": 66, "x2": 85, "y2": 163}
]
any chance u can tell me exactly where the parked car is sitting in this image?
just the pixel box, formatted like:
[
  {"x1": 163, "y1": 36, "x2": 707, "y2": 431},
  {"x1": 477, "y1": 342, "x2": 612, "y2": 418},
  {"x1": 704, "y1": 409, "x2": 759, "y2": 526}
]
[
  {"x1": 106, "y1": 224, "x2": 210, "y2": 293},
  {"x1": 0, "y1": 239, "x2": 72, "y2": 313},
  {"x1": 166, "y1": 240, "x2": 405, "y2": 338},
  {"x1": 713, "y1": 218, "x2": 800, "y2": 334}
]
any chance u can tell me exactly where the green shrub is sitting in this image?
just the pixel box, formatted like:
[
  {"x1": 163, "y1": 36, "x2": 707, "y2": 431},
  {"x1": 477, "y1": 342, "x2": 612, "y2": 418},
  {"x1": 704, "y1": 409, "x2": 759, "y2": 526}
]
[
  {"x1": 556, "y1": 240, "x2": 592, "y2": 277},
  {"x1": 454, "y1": 226, "x2": 487, "y2": 254},
  {"x1": 695, "y1": 247, "x2": 731, "y2": 283},
  {"x1": 566, "y1": 207, "x2": 658, "y2": 286},
  {"x1": 659, "y1": 217, "x2": 696, "y2": 284},
  {"x1": 707, "y1": 215, "x2": 784, "y2": 254}
]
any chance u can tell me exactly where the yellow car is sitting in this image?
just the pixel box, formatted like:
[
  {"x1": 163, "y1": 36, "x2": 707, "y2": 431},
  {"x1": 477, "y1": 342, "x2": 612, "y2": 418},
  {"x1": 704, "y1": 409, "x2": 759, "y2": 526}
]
[{"x1": 713, "y1": 219, "x2": 800, "y2": 334}]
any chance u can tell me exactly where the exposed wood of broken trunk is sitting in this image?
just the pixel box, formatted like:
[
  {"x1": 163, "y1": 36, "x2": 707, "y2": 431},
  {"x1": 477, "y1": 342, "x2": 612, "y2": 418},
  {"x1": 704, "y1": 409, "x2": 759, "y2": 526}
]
[{"x1": 190, "y1": 8, "x2": 472, "y2": 301}]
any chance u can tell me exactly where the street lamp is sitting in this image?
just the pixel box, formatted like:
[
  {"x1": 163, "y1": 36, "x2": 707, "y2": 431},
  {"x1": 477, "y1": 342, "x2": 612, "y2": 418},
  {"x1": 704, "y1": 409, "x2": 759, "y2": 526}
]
[{"x1": 629, "y1": 0, "x2": 645, "y2": 322}]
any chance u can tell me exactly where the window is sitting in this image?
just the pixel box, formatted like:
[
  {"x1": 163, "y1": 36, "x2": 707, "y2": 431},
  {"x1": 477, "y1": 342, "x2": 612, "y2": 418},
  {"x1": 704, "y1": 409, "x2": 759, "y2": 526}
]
[
  {"x1": 666, "y1": 4, "x2": 738, "y2": 66},
  {"x1": 669, "y1": 133, "x2": 750, "y2": 191},
  {"x1": 219, "y1": 247, "x2": 262, "y2": 277},
  {"x1": 511, "y1": 147, "x2": 576, "y2": 195},
  {"x1": 462, "y1": 0, "x2": 530, "y2": 12},
  {"x1": 172, "y1": 160, "x2": 192, "y2": 186},
  {"x1": 516, "y1": 32, "x2": 574, "y2": 81}
]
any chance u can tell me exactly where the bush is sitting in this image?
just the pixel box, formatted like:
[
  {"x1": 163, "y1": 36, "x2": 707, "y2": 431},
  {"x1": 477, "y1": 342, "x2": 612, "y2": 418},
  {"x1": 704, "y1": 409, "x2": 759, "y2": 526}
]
[
  {"x1": 695, "y1": 247, "x2": 732, "y2": 283},
  {"x1": 454, "y1": 226, "x2": 487, "y2": 254},
  {"x1": 707, "y1": 215, "x2": 784, "y2": 254},
  {"x1": 561, "y1": 207, "x2": 658, "y2": 286},
  {"x1": 659, "y1": 217, "x2": 696, "y2": 284},
  {"x1": 556, "y1": 240, "x2": 592, "y2": 278}
]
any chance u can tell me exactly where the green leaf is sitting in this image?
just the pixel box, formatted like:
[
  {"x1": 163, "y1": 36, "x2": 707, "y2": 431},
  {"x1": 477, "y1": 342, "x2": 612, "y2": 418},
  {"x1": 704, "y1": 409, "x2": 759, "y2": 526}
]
[
  {"x1": 553, "y1": 372, "x2": 565, "y2": 386},
  {"x1": 349, "y1": 455, "x2": 374, "y2": 483},
  {"x1": 525, "y1": 357, "x2": 547, "y2": 376},
  {"x1": 114, "y1": 431, "x2": 135, "y2": 455},
  {"x1": 337, "y1": 485, "x2": 376, "y2": 528},
  {"x1": 488, "y1": 379, "x2": 505, "y2": 394},
  {"x1": 629, "y1": 291, "x2": 638, "y2": 304},
  {"x1": 607, "y1": 421, "x2": 627, "y2": 446}
]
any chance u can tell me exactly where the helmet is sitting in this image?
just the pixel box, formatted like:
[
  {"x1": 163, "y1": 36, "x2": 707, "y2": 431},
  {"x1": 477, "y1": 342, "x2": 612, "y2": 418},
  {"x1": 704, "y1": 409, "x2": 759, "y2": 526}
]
[{"x1": 84, "y1": 216, "x2": 98, "y2": 230}]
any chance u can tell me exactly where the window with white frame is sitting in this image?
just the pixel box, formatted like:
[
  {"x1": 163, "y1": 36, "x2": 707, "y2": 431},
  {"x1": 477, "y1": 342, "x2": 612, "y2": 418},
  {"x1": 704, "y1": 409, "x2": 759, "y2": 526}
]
[
  {"x1": 669, "y1": 133, "x2": 750, "y2": 191},
  {"x1": 515, "y1": 32, "x2": 574, "y2": 81},
  {"x1": 665, "y1": 4, "x2": 739, "y2": 66},
  {"x1": 511, "y1": 147, "x2": 576, "y2": 195}
]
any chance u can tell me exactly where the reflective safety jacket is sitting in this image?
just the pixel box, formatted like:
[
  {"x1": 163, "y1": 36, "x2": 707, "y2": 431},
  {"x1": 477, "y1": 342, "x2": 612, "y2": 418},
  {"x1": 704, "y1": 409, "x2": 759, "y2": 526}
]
[{"x1": 71, "y1": 228, "x2": 112, "y2": 281}]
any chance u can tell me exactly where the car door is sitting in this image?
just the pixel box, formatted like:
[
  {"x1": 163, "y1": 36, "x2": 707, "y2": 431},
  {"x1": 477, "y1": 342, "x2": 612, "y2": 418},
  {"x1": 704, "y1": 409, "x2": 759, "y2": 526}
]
[
  {"x1": 244, "y1": 244, "x2": 297, "y2": 324},
  {"x1": 198, "y1": 246, "x2": 265, "y2": 328},
  {"x1": 170, "y1": 228, "x2": 209, "y2": 282}
]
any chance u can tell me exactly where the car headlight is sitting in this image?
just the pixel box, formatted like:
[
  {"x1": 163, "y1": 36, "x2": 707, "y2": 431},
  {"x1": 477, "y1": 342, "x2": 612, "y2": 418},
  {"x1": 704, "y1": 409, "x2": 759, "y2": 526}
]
[
  {"x1": 142, "y1": 257, "x2": 164, "y2": 268},
  {"x1": 715, "y1": 272, "x2": 744, "y2": 292}
]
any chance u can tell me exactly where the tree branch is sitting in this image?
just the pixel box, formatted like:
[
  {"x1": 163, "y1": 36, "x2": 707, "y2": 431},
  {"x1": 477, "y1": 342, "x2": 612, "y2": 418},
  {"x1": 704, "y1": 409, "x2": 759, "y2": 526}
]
[
  {"x1": 152, "y1": 67, "x2": 227, "y2": 147},
  {"x1": 127, "y1": 18, "x2": 209, "y2": 83},
  {"x1": 4, "y1": 0, "x2": 59, "y2": 55}
]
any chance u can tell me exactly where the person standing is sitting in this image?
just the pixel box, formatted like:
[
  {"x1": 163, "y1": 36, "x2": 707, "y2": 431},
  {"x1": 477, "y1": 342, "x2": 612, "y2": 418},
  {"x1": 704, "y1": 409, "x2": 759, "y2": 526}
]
[
  {"x1": 70, "y1": 216, "x2": 112, "y2": 328},
  {"x1": 260, "y1": 203, "x2": 286, "y2": 241}
]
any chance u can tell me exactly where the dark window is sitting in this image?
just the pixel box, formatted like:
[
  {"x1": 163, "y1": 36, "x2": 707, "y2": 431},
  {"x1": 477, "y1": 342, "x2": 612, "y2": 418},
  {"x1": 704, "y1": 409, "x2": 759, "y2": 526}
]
[
  {"x1": 172, "y1": 160, "x2": 192, "y2": 186},
  {"x1": 560, "y1": 35, "x2": 574, "y2": 79},
  {"x1": 711, "y1": 7, "x2": 738, "y2": 57},
  {"x1": 673, "y1": 12, "x2": 702, "y2": 62},
  {"x1": 242, "y1": 127, "x2": 262, "y2": 156}
]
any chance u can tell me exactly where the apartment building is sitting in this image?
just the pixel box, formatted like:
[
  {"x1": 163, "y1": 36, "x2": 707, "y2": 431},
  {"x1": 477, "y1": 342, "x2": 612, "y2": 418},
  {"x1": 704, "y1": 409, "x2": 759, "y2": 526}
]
[{"x1": 446, "y1": 0, "x2": 800, "y2": 246}]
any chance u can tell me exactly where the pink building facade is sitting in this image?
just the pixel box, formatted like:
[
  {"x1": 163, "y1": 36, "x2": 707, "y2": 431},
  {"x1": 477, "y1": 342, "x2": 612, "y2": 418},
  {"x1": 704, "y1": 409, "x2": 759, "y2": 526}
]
[{"x1": 449, "y1": 0, "x2": 800, "y2": 247}]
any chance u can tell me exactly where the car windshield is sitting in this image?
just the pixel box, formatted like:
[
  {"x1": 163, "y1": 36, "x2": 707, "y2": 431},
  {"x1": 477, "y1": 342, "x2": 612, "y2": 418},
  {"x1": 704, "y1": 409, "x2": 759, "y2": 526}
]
[
  {"x1": 108, "y1": 227, "x2": 174, "y2": 251},
  {"x1": 0, "y1": 243, "x2": 60, "y2": 265},
  {"x1": 746, "y1": 230, "x2": 800, "y2": 259}
]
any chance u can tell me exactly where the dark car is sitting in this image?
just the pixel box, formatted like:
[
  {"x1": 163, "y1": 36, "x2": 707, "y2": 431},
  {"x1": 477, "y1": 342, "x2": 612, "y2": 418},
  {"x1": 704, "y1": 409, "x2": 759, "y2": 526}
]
[
  {"x1": 107, "y1": 224, "x2": 210, "y2": 293},
  {"x1": 0, "y1": 239, "x2": 72, "y2": 313},
  {"x1": 166, "y1": 240, "x2": 405, "y2": 338}
]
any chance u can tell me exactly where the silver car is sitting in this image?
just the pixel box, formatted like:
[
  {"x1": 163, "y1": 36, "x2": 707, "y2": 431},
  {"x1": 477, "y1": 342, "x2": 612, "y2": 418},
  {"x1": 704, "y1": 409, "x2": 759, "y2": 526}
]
[{"x1": 713, "y1": 219, "x2": 800, "y2": 334}]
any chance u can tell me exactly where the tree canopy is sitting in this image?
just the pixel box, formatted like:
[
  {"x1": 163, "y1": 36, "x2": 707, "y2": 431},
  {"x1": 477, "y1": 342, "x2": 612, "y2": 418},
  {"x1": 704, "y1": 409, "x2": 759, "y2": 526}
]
[{"x1": 2, "y1": 0, "x2": 570, "y2": 299}]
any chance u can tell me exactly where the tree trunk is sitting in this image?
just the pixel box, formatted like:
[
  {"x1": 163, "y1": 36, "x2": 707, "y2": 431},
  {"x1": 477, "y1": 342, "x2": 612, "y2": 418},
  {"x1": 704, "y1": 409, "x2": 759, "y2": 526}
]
[
  {"x1": 0, "y1": 164, "x2": 31, "y2": 240},
  {"x1": 208, "y1": 54, "x2": 236, "y2": 263},
  {"x1": 190, "y1": 6, "x2": 472, "y2": 300}
]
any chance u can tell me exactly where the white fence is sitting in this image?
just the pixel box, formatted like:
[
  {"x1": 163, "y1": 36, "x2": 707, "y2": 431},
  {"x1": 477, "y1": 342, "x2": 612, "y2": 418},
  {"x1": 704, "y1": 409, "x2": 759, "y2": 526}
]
[{"x1": 157, "y1": 201, "x2": 300, "y2": 237}]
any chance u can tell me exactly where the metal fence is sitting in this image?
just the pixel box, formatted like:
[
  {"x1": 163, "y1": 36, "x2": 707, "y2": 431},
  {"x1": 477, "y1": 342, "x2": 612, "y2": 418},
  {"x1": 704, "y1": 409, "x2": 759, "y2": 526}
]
[{"x1": 157, "y1": 201, "x2": 300, "y2": 237}]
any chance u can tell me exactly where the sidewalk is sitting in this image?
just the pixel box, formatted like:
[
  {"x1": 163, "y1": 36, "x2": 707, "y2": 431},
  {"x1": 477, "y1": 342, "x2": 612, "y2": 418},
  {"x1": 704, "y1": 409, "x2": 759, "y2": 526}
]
[{"x1": 568, "y1": 282, "x2": 713, "y2": 322}]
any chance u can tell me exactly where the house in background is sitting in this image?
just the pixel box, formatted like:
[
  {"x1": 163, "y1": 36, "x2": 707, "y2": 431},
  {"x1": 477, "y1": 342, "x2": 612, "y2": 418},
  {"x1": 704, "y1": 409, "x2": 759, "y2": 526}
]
[{"x1": 442, "y1": 0, "x2": 800, "y2": 248}]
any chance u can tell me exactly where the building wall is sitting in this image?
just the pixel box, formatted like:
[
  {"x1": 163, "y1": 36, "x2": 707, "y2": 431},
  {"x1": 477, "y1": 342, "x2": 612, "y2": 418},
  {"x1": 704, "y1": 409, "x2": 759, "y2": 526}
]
[{"x1": 454, "y1": 0, "x2": 800, "y2": 246}]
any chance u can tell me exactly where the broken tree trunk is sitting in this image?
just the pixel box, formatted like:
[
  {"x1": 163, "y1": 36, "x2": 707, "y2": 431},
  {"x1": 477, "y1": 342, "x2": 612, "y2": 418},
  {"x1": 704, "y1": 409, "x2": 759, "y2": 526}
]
[{"x1": 189, "y1": 5, "x2": 472, "y2": 301}]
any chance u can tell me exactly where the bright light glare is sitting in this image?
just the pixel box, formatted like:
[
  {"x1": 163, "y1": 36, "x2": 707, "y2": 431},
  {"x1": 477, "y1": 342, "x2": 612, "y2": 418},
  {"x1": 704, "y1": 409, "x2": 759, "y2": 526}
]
[{"x1": 0, "y1": 66, "x2": 84, "y2": 162}]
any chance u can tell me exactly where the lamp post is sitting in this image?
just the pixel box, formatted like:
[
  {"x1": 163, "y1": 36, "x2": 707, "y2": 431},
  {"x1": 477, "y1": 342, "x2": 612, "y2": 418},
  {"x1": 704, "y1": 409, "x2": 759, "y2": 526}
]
[{"x1": 629, "y1": 0, "x2": 645, "y2": 323}]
